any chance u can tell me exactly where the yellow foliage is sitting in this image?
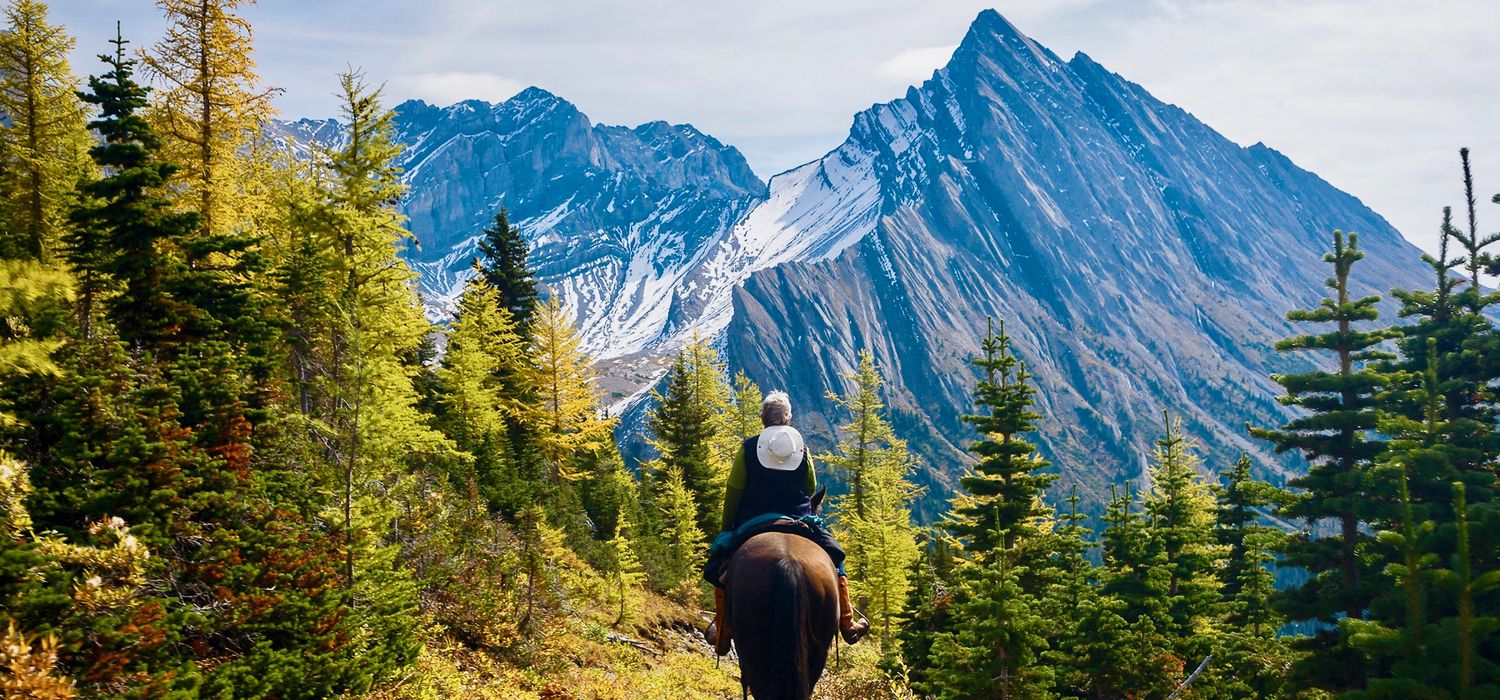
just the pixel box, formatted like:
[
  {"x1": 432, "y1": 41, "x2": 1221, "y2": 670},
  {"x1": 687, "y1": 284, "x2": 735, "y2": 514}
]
[
  {"x1": 812, "y1": 641, "x2": 918, "y2": 700},
  {"x1": 0, "y1": 622, "x2": 76, "y2": 699},
  {"x1": 0, "y1": 0, "x2": 92, "y2": 262},
  {"x1": 0, "y1": 259, "x2": 73, "y2": 426},
  {"x1": 524, "y1": 295, "x2": 614, "y2": 482},
  {"x1": 143, "y1": 0, "x2": 277, "y2": 235}
]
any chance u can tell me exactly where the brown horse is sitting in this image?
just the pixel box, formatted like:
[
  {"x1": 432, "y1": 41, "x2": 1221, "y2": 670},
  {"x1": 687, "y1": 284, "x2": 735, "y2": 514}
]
[{"x1": 726, "y1": 531, "x2": 839, "y2": 700}]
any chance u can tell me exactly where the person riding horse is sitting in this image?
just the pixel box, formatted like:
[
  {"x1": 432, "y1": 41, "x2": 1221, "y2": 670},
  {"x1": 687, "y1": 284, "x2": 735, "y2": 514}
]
[{"x1": 703, "y1": 391, "x2": 869, "y2": 654}]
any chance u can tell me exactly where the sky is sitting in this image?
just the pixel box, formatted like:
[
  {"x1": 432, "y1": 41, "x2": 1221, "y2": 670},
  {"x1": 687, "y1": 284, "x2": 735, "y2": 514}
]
[{"x1": 57, "y1": 0, "x2": 1500, "y2": 257}]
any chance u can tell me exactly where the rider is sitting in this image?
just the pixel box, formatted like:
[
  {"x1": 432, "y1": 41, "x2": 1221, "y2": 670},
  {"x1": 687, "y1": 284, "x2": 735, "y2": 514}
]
[{"x1": 703, "y1": 391, "x2": 869, "y2": 653}]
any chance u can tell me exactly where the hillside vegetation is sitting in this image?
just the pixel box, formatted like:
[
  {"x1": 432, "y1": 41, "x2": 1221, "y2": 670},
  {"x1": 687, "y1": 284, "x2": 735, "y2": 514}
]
[{"x1": 0, "y1": 2, "x2": 1497, "y2": 699}]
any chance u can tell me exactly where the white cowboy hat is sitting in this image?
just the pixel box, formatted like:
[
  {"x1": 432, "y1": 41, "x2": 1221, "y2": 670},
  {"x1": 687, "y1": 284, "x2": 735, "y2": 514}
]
[{"x1": 756, "y1": 425, "x2": 804, "y2": 470}]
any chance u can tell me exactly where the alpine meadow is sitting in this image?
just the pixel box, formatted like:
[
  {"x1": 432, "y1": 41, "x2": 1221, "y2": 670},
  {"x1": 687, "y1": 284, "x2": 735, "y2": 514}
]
[{"x1": 1, "y1": 1, "x2": 1498, "y2": 699}]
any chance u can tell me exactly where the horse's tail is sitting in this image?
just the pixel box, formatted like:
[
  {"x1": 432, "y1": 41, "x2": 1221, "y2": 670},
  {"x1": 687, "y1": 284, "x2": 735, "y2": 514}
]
[{"x1": 767, "y1": 556, "x2": 814, "y2": 700}]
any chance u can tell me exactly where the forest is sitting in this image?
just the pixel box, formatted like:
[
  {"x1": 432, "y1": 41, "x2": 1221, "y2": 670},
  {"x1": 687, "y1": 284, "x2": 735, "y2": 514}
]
[{"x1": 0, "y1": 1, "x2": 1497, "y2": 698}]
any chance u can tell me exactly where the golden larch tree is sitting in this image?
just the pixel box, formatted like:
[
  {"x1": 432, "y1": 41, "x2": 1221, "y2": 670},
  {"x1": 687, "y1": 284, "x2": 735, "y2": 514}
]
[
  {"x1": 0, "y1": 0, "x2": 91, "y2": 261},
  {"x1": 525, "y1": 294, "x2": 614, "y2": 482},
  {"x1": 142, "y1": 0, "x2": 277, "y2": 236}
]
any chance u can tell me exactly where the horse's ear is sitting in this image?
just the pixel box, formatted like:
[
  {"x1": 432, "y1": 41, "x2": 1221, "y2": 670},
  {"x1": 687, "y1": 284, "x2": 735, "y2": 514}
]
[{"x1": 810, "y1": 485, "x2": 827, "y2": 514}]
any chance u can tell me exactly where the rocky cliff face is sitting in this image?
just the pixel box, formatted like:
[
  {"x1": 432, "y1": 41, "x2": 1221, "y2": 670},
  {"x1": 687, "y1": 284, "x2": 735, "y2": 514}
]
[
  {"x1": 273, "y1": 10, "x2": 1434, "y2": 515},
  {"x1": 719, "y1": 10, "x2": 1429, "y2": 515},
  {"x1": 273, "y1": 87, "x2": 765, "y2": 390}
]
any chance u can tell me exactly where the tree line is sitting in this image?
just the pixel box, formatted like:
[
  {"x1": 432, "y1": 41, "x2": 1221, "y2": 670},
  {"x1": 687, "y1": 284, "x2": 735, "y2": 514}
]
[{"x1": 0, "y1": 1, "x2": 1496, "y2": 698}]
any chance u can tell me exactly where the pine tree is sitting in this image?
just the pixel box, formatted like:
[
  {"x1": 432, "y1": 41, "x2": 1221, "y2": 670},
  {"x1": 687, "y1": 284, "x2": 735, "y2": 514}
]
[
  {"x1": 837, "y1": 438, "x2": 922, "y2": 647},
  {"x1": 943, "y1": 318, "x2": 1056, "y2": 564},
  {"x1": 821, "y1": 349, "x2": 899, "y2": 521},
  {"x1": 0, "y1": 0, "x2": 91, "y2": 262},
  {"x1": 644, "y1": 334, "x2": 730, "y2": 536},
  {"x1": 514, "y1": 503, "x2": 571, "y2": 637},
  {"x1": 655, "y1": 466, "x2": 706, "y2": 599},
  {"x1": 1141, "y1": 414, "x2": 1222, "y2": 647},
  {"x1": 1382, "y1": 151, "x2": 1499, "y2": 527},
  {"x1": 436, "y1": 273, "x2": 526, "y2": 509},
  {"x1": 1039, "y1": 487, "x2": 1115, "y2": 698},
  {"x1": 1347, "y1": 339, "x2": 1500, "y2": 697},
  {"x1": 925, "y1": 547, "x2": 1052, "y2": 699},
  {"x1": 1378, "y1": 152, "x2": 1500, "y2": 641},
  {"x1": 142, "y1": 0, "x2": 277, "y2": 237},
  {"x1": 1097, "y1": 483, "x2": 1179, "y2": 697},
  {"x1": 319, "y1": 70, "x2": 453, "y2": 685},
  {"x1": 69, "y1": 30, "x2": 200, "y2": 349},
  {"x1": 524, "y1": 294, "x2": 614, "y2": 483},
  {"x1": 895, "y1": 534, "x2": 956, "y2": 690},
  {"x1": 1252, "y1": 229, "x2": 1392, "y2": 693},
  {"x1": 263, "y1": 149, "x2": 336, "y2": 417},
  {"x1": 1443, "y1": 483, "x2": 1499, "y2": 698},
  {"x1": 608, "y1": 509, "x2": 646, "y2": 626},
  {"x1": 1215, "y1": 454, "x2": 1283, "y2": 635},
  {"x1": 0, "y1": 450, "x2": 186, "y2": 698},
  {"x1": 52, "y1": 37, "x2": 361, "y2": 696},
  {"x1": 475, "y1": 206, "x2": 539, "y2": 332}
]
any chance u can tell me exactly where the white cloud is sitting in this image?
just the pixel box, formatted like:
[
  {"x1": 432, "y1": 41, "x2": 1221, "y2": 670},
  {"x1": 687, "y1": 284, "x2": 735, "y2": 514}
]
[
  {"x1": 387, "y1": 71, "x2": 525, "y2": 107},
  {"x1": 876, "y1": 45, "x2": 958, "y2": 84}
]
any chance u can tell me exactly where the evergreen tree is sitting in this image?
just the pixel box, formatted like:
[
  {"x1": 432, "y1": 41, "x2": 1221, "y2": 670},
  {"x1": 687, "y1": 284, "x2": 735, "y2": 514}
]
[
  {"x1": 1382, "y1": 152, "x2": 1499, "y2": 526},
  {"x1": 895, "y1": 534, "x2": 956, "y2": 690},
  {"x1": 0, "y1": 0, "x2": 91, "y2": 262},
  {"x1": 143, "y1": 0, "x2": 277, "y2": 236},
  {"x1": 263, "y1": 150, "x2": 336, "y2": 417},
  {"x1": 319, "y1": 70, "x2": 454, "y2": 685},
  {"x1": 821, "y1": 349, "x2": 899, "y2": 521},
  {"x1": 654, "y1": 465, "x2": 705, "y2": 600},
  {"x1": 1252, "y1": 229, "x2": 1392, "y2": 693},
  {"x1": 436, "y1": 273, "x2": 526, "y2": 510},
  {"x1": 608, "y1": 509, "x2": 646, "y2": 626},
  {"x1": 943, "y1": 318, "x2": 1056, "y2": 564},
  {"x1": 475, "y1": 206, "x2": 539, "y2": 331},
  {"x1": 1377, "y1": 153, "x2": 1500, "y2": 652},
  {"x1": 1038, "y1": 488, "x2": 1116, "y2": 698},
  {"x1": 1348, "y1": 340, "x2": 1499, "y2": 697},
  {"x1": 644, "y1": 334, "x2": 729, "y2": 535},
  {"x1": 1097, "y1": 483, "x2": 1179, "y2": 697},
  {"x1": 62, "y1": 37, "x2": 356, "y2": 696},
  {"x1": 69, "y1": 30, "x2": 200, "y2": 349},
  {"x1": 524, "y1": 294, "x2": 614, "y2": 484},
  {"x1": 837, "y1": 438, "x2": 922, "y2": 647},
  {"x1": 925, "y1": 547, "x2": 1052, "y2": 699},
  {"x1": 0, "y1": 450, "x2": 185, "y2": 698},
  {"x1": 1141, "y1": 415, "x2": 1222, "y2": 646},
  {"x1": 1215, "y1": 454, "x2": 1283, "y2": 635},
  {"x1": 513, "y1": 503, "x2": 571, "y2": 637}
]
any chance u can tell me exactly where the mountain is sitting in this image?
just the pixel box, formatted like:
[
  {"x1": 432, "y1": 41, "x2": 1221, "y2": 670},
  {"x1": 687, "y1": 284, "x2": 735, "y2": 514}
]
[
  {"x1": 271, "y1": 10, "x2": 1432, "y2": 516},
  {"x1": 720, "y1": 10, "x2": 1429, "y2": 515},
  {"x1": 270, "y1": 88, "x2": 769, "y2": 395}
]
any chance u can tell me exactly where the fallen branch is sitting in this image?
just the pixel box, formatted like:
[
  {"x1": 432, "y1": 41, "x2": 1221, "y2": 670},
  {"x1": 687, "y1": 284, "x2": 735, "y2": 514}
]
[
  {"x1": 1167, "y1": 655, "x2": 1211, "y2": 699},
  {"x1": 607, "y1": 631, "x2": 662, "y2": 656}
]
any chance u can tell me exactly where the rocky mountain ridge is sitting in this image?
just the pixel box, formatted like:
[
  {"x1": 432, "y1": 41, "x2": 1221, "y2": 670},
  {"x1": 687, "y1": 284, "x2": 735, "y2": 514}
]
[{"x1": 271, "y1": 10, "x2": 1434, "y2": 513}]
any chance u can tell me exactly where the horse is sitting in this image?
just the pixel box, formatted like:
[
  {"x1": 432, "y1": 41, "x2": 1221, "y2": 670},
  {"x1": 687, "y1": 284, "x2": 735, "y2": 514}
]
[{"x1": 725, "y1": 531, "x2": 840, "y2": 700}]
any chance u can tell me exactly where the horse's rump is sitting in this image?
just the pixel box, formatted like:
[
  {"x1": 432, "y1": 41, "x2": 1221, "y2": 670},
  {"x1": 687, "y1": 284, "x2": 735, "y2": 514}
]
[{"x1": 728, "y1": 532, "x2": 839, "y2": 700}]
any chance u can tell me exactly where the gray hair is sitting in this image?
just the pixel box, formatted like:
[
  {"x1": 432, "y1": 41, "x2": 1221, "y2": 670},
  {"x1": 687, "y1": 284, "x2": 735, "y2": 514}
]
[{"x1": 761, "y1": 391, "x2": 792, "y2": 427}]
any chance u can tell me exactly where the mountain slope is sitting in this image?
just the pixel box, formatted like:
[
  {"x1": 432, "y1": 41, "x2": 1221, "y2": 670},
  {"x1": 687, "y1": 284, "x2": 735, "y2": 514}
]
[
  {"x1": 271, "y1": 10, "x2": 1433, "y2": 515},
  {"x1": 718, "y1": 10, "x2": 1429, "y2": 515}
]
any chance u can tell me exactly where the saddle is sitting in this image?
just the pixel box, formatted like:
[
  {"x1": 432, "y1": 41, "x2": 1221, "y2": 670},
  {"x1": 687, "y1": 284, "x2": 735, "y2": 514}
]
[{"x1": 708, "y1": 512, "x2": 828, "y2": 586}]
